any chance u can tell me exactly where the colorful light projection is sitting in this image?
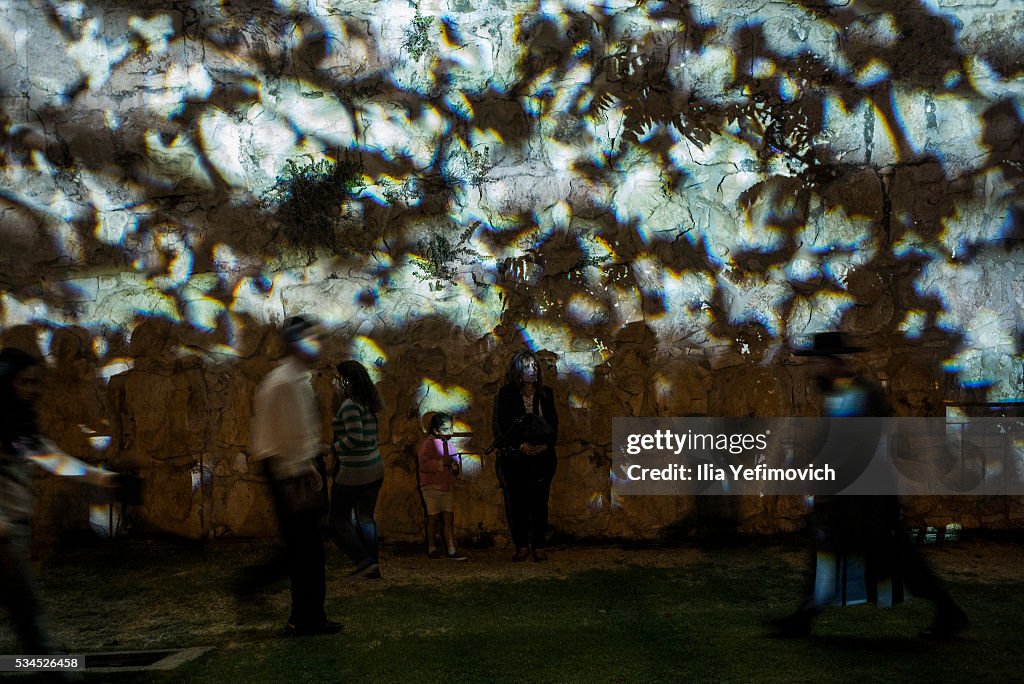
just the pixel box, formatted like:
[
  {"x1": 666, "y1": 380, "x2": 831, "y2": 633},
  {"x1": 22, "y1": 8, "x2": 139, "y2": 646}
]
[{"x1": 0, "y1": 0, "x2": 1022, "y2": 405}]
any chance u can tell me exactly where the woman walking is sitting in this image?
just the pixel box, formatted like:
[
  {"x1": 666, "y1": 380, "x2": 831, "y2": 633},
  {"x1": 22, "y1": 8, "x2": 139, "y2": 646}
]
[{"x1": 330, "y1": 360, "x2": 385, "y2": 579}]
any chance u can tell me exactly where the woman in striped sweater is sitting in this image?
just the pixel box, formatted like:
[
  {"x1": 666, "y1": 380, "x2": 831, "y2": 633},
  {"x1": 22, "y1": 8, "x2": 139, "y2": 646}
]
[{"x1": 330, "y1": 360, "x2": 385, "y2": 579}]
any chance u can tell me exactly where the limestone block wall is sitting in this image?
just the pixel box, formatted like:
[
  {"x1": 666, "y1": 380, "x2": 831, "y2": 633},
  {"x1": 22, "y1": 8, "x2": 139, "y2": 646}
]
[{"x1": 1, "y1": 0, "x2": 1023, "y2": 544}]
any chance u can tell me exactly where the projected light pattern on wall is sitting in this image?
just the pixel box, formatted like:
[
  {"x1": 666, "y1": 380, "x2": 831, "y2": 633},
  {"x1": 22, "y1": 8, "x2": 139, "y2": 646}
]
[{"x1": 1, "y1": 1, "x2": 1023, "y2": 539}]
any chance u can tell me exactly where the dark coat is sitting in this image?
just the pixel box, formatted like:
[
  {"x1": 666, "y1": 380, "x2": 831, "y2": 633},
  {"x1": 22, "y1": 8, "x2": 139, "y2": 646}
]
[{"x1": 492, "y1": 383, "x2": 558, "y2": 456}]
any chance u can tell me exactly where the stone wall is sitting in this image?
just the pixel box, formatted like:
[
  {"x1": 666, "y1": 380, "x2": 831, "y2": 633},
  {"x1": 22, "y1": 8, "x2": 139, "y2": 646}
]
[{"x1": 1, "y1": 1, "x2": 1023, "y2": 545}]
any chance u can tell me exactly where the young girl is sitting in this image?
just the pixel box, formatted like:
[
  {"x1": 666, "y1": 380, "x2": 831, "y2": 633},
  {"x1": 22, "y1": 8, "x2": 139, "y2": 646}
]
[{"x1": 417, "y1": 413, "x2": 466, "y2": 560}]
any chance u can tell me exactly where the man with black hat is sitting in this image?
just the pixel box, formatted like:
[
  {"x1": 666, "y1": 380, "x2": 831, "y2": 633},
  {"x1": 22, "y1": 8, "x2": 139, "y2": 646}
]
[
  {"x1": 771, "y1": 332, "x2": 968, "y2": 640},
  {"x1": 247, "y1": 315, "x2": 340, "y2": 636}
]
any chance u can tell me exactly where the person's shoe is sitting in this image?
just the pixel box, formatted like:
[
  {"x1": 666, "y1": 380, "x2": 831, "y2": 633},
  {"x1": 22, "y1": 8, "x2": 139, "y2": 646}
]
[
  {"x1": 532, "y1": 549, "x2": 548, "y2": 562},
  {"x1": 284, "y1": 620, "x2": 343, "y2": 636},
  {"x1": 347, "y1": 559, "x2": 380, "y2": 580},
  {"x1": 512, "y1": 547, "x2": 531, "y2": 562},
  {"x1": 446, "y1": 550, "x2": 468, "y2": 561},
  {"x1": 768, "y1": 611, "x2": 813, "y2": 638},
  {"x1": 427, "y1": 549, "x2": 441, "y2": 559},
  {"x1": 363, "y1": 568, "x2": 382, "y2": 580},
  {"x1": 920, "y1": 604, "x2": 968, "y2": 640}
]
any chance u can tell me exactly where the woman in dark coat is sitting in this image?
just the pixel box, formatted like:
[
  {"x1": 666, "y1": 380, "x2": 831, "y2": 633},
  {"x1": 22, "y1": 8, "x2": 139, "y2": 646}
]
[{"x1": 492, "y1": 351, "x2": 558, "y2": 562}]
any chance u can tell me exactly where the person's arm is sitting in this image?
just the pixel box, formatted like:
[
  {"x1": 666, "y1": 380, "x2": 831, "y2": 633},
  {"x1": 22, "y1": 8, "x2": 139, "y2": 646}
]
[
  {"x1": 333, "y1": 400, "x2": 375, "y2": 451},
  {"x1": 26, "y1": 438, "x2": 117, "y2": 486}
]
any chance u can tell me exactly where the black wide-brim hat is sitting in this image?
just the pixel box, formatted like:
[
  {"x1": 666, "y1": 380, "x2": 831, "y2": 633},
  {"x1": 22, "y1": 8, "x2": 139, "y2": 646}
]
[{"x1": 793, "y1": 331, "x2": 867, "y2": 356}]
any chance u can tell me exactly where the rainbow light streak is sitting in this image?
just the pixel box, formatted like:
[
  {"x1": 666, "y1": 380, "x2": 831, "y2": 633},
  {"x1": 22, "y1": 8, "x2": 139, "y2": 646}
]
[
  {"x1": 91, "y1": 336, "x2": 109, "y2": 359},
  {"x1": 29, "y1": 454, "x2": 87, "y2": 477},
  {"x1": 718, "y1": 272, "x2": 789, "y2": 337},
  {"x1": 556, "y1": 353, "x2": 595, "y2": 383},
  {"x1": 565, "y1": 293, "x2": 607, "y2": 326},
  {"x1": 144, "y1": 132, "x2": 215, "y2": 188},
  {"x1": 183, "y1": 297, "x2": 226, "y2": 333},
  {"x1": 963, "y1": 55, "x2": 1007, "y2": 99},
  {"x1": 444, "y1": 91, "x2": 475, "y2": 121},
  {"x1": 963, "y1": 308, "x2": 1016, "y2": 350},
  {"x1": 612, "y1": 162, "x2": 662, "y2": 235},
  {"x1": 650, "y1": 373, "x2": 673, "y2": 408},
  {"x1": 779, "y1": 75, "x2": 801, "y2": 103},
  {"x1": 416, "y1": 379, "x2": 473, "y2": 416},
  {"x1": 855, "y1": 59, "x2": 891, "y2": 88},
  {"x1": 35, "y1": 329, "x2": 53, "y2": 358},
  {"x1": 607, "y1": 470, "x2": 624, "y2": 510},
  {"x1": 349, "y1": 336, "x2": 388, "y2": 377},
  {"x1": 568, "y1": 392, "x2": 589, "y2": 409},
  {"x1": 588, "y1": 492, "x2": 604, "y2": 513},
  {"x1": 99, "y1": 358, "x2": 135, "y2": 383},
  {"x1": 1, "y1": 293, "x2": 45, "y2": 327},
  {"x1": 785, "y1": 291, "x2": 856, "y2": 340},
  {"x1": 870, "y1": 99, "x2": 904, "y2": 163},
  {"x1": 457, "y1": 452, "x2": 483, "y2": 479},
  {"x1": 516, "y1": 321, "x2": 539, "y2": 352},
  {"x1": 898, "y1": 310, "x2": 928, "y2": 339},
  {"x1": 89, "y1": 504, "x2": 120, "y2": 538},
  {"x1": 129, "y1": 13, "x2": 174, "y2": 54},
  {"x1": 942, "y1": 348, "x2": 1000, "y2": 389},
  {"x1": 751, "y1": 57, "x2": 775, "y2": 80},
  {"x1": 277, "y1": 84, "x2": 358, "y2": 143},
  {"x1": 197, "y1": 112, "x2": 251, "y2": 188},
  {"x1": 785, "y1": 255, "x2": 824, "y2": 284}
]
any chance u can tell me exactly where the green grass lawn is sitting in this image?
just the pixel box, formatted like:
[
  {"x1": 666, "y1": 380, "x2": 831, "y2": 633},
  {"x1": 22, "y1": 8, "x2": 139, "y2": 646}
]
[{"x1": 1, "y1": 537, "x2": 1020, "y2": 683}]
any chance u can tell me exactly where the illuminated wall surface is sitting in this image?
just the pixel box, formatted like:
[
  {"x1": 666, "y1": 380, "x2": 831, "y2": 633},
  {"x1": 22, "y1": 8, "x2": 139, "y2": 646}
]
[{"x1": 2, "y1": 0, "x2": 1023, "y2": 540}]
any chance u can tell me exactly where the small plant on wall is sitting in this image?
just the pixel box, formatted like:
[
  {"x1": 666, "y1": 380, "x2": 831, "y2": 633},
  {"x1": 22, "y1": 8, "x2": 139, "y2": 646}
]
[
  {"x1": 263, "y1": 154, "x2": 364, "y2": 254},
  {"x1": 404, "y1": 2, "x2": 435, "y2": 62},
  {"x1": 413, "y1": 226, "x2": 476, "y2": 291}
]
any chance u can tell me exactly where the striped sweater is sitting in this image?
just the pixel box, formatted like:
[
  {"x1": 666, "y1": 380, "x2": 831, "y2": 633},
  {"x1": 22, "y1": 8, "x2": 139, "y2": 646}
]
[{"x1": 332, "y1": 398, "x2": 384, "y2": 486}]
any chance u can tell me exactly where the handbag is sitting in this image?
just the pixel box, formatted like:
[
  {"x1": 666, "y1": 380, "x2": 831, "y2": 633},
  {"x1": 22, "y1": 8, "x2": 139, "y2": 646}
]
[{"x1": 518, "y1": 413, "x2": 555, "y2": 445}]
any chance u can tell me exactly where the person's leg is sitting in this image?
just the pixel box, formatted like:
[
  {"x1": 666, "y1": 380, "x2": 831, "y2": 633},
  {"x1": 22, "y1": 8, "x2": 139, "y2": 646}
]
[
  {"x1": 330, "y1": 483, "x2": 369, "y2": 565},
  {"x1": 235, "y1": 463, "x2": 291, "y2": 592},
  {"x1": 288, "y1": 508, "x2": 327, "y2": 629},
  {"x1": 501, "y1": 459, "x2": 530, "y2": 558},
  {"x1": 353, "y1": 478, "x2": 383, "y2": 565},
  {"x1": 528, "y1": 454, "x2": 556, "y2": 559},
  {"x1": 270, "y1": 478, "x2": 320, "y2": 628},
  {"x1": 0, "y1": 538, "x2": 57, "y2": 655},
  {"x1": 426, "y1": 513, "x2": 441, "y2": 557},
  {"x1": 892, "y1": 532, "x2": 967, "y2": 638},
  {"x1": 770, "y1": 512, "x2": 835, "y2": 637},
  {"x1": 442, "y1": 511, "x2": 456, "y2": 553}
]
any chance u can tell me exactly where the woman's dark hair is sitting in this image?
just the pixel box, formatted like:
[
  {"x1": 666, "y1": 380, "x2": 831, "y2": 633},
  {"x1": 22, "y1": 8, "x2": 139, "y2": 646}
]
[
  {"x1": 428, "y1": 412, "x2": 452, "y2": 434},
  {"x1": 0, "y1": 347, "x2": 41, "y2": 451},
  {"x1": 336, "y1": 360, "x2": 383, "y2": 414},
  {"x1": 504, "y1": 350, "x2": 543, "y2": 390}
]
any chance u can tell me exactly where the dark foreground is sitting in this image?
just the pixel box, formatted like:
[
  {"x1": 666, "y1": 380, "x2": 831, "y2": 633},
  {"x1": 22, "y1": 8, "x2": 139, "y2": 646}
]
[{"x1": 1, "y1": 536, "x2": 1021, "y2": 683}]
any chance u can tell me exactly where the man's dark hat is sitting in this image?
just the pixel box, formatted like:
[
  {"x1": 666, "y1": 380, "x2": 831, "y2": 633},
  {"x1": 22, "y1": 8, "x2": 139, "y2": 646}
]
[
  {"x1": 283, "y1": 315, "x2": 315, "y2": 344},
  {"x1": 794, "y1": 331, "x2": 866, "y2": 356}
]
